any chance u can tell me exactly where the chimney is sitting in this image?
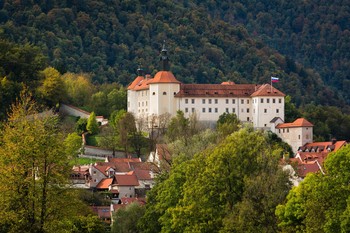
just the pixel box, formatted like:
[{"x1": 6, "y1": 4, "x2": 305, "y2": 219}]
[{"x1": 331, "y1": 138, "x2": 337, "y2": 145}]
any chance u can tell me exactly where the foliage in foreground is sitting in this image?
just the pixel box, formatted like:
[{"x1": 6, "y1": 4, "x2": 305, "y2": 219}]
[
  {"x1": 276, "y1": 145, "x2": 350, "y2": 233},
  {"x1": 0, "y1": 93, "x2": 104, "y2": 233},
  {"x1": 140, "y1": 128, "x2": 291, "y2": 233}
]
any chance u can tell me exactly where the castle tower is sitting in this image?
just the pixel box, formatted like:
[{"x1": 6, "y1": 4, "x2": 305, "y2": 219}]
[{"x1": 148, "y1": 42, "x2": 180, "y2": 117}]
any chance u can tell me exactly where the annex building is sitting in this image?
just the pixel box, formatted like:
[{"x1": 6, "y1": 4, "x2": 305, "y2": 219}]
[{"x1": 127, "y1": 45, "x2": 285, "y2": 129}]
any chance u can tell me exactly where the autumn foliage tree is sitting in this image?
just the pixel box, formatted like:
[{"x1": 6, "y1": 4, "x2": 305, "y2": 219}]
[{"x1": 0, "y1": 92, "x2": 102, "y2": 232}]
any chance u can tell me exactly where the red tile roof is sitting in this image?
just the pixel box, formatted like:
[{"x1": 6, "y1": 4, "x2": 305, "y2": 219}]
[
  {"x1": 276, "y1": 118, "x2": 313, "y2": 128},
  {"x1": 296, "y1": 161, "x2": 322, "y2": 178},
  {"x1": 250, "y1": 84, "x2": 285, "y2": 97},
  {"x1": 127, "y1": 76, "x2": 144, "y2": 90},
  {"x1": 150, "y1": 71, "x2": 180, "y2": 84},
  {"x1": 134, "y1": 169, "x2": 152, "y2": 180},
  {"x1": 175, "y1": 83, "x2": 258, "y2": 97},
  {"x1": 114, "y1": 171, "x2": 139, "y2": 186},
  {"x1": 300, "y1": 140, "x2": 346, "y2": 152},
  {"x1": 106, "y1": 157, "x2": 141, "y2": 163},
  {"x1": 96, "y1": 178, "x2": 113, "y2": 189},
  {"x1": 156, "y1": 144, "x2": 171, "y2": 162},
  {"x1": 91, "y1": 206, "x2": 111, "y2": 219},
  {"x1": 133, "y1": 78, "x2": 153, "y2": 91}
]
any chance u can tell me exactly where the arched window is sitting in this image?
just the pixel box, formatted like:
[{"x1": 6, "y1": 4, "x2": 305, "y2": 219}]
[{"x1": 163, "y1": 92, "x2": 167, "y2": 95}]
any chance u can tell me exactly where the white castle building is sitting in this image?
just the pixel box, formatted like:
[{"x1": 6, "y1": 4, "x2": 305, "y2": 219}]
[{"x1": 127, "y1": 45, "x2": 285, "y2": 129}]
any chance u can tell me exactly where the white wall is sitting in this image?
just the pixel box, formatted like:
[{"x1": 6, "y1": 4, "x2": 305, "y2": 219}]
[
  {"x1": 252, "y1": 96, "x2": 284, "y2": 128},
  {"x1": 276, "y1": 126, "x2": 313, "y2": 153}
]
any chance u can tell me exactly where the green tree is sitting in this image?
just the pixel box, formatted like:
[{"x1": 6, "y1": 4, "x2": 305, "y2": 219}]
[
  {"x1": 37, "y1": 67, "x2": 64, "y2": 107},
  {"x1": 276, "y1": 145, "x2": 350, "y2": 233},
  {"x1": 86, "y1": 112, "x2": 99, "y2": 135},
  {"x1": 216, "y1": 112, "x2": 241, "y2": 137},
  {"x1": 0, "y1": 92, "x2": 99, "y2": 232},
  {"x1": 75, "y1": 117, "x2": 88, "y2": 134},
  {"x1": 98, "y1": 124, "x2": 120, "y2": 157},
  {"x1": 111, "y1": 203, "x2": 145, "y2": 233},
  {"x1": 64, "y1": 132, "x2": 82, "y2": 159},
  {"x1": 166, "y1": 110, "x2": 190, "y2": 143},
  {"x1": 284, "y1": 95, "x2": 301, "y2": 123}
]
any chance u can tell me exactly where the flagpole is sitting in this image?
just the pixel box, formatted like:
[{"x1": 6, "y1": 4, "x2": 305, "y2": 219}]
[{"x1": 271, "y1": 76, "x2": 272, "y2": 92}]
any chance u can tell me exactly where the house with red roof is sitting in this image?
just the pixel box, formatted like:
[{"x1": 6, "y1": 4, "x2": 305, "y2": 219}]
[
  {"x1": 127, "y1": 43, "x2": 285, "y2": 129},
  {"x1": 272, "y1": 118, "x2": 314, "y2": 153},
  {"x1": 79, "y1": 157, "x2": 155, "y2": 201},
  {"x1": 285, "y1": 140, "x2": 347, "y2": 181}
]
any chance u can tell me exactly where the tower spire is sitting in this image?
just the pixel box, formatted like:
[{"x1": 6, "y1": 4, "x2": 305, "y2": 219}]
[
  {"x1": 137, "y1": 63, "x2": 144, "y2": 76},
  {"x1": 160, "y1": 41, "x2": 170, "y2": 71}
]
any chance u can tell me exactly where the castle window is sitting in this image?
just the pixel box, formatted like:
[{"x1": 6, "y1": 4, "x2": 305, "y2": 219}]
[
  {"x1": 215, "y1": 99, "x2": 218, "y2": 104},
  {"x1": 232, "y1": 108, "x2": 235, "y2": 113},
  {"x1": 192, "y1": 108, "x2": 195, "y2": 113},
  {"x1": 192, "y1": 99, "x2": 195, "y2": 104},
  {"x1": 152, "y1": 92, "x2": 155, "y2": 95},
  {"x1": 202, "y1": 108, "x2": 205, "y2": 113},
  {"x1": 226, "y1": 99, "x2": 229, "y2": 104},
  {"x1": 247, "y1": 108, "x2": 249, "y2": 113},
  {"x1": 264, "y1": 124, "x2": 267, "y2": 127},
  {"x1": 247, "y1": 99, "x2": 249, "y2": 104},
  {"x1": 287, "y1": 129, "x2": 289, "y2": 133},
  {"x1": 283, "y1": 129, "x2": 285, "y2": 133},
  {"x1": 279, "y1": 98, "x2": 282, "y2": 103},
  {"x1": 247, "y1": 117, "x2": 250, "y2": 121},
  {"x1": 273, "y1": 98, "x2": 276, "y2": 103},
  {"x1": 202, "y1": 99, "x2": 206, "y2": 104},
  {"x1": 261, "y1": 98, "x2": 264, "y2": 103},
  {"x1": 185, "y1": 99, "x2": 188, "y2": 104},
  {"x1": 267, "y1": 98, "x2": 270, "y2": 103},
  {"x1": 264, "y1": 109, "x2": 267, "y2": 113},
  {"x1": 209, "y1": 108, "x2": 212, "y2": 113},
  {"x1": 185, "y1": 108, "x2": 188, "y2": 113},
  {"x1": 163, "y1": 92, "x2": 167, "y2": 95},
  {"x1": 226, "y1": 108, "x2": 229, "y2": 113},
  {"x1": 276, "y1": 109, "x2": 279, "y2": 113},
  {"x1": 215, "y1": 108, "x2": 218, "y2": 113},
  {"x1": 241, "y1": 99, "x2": 244, "y2": 104},
  {"x1": 209, "y1": 99, "x2": 212, "y2": 104},
  {"x1": 298, "y1": 135, "x2": 301, "y2": 139},
  {"x1": 232, "y1": 99, "x2": 236, "y2": 104},
  {"x1": 173, "y1": 92, "x2": 176, "y2": 95}
]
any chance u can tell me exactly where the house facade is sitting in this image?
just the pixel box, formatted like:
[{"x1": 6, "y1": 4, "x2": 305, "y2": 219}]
[
  {"x1": 127, "y1": 45, "x2": 285, "y2": 128},
  {"x1": 272, "y1": 118, "x2": 314, "y2": 153}
]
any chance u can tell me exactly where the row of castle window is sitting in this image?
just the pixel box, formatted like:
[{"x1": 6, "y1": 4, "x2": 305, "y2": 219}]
[
  {"x1": 184, "y1": 98, "x2": 282, "y2": 104},
  {"x1": 182, "y1": 107, "x2": 280, "y2": 114},
  {"x1": 138, "y1": 101, "x2": 148, "y2": 107}
]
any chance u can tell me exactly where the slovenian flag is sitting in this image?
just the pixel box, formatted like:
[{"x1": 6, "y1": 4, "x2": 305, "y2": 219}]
[{"x1": 271, "y1": 77, "x2": 279, "y2": 83}]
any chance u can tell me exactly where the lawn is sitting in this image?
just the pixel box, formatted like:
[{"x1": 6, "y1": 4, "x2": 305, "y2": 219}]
[{"x1": 69, "y1": 157, "x2": 105, "y2": 166}]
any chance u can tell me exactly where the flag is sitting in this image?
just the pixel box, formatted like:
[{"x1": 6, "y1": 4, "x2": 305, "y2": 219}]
[{"x1": 271, "y1": 77, "x2": 279, "y2": 83}]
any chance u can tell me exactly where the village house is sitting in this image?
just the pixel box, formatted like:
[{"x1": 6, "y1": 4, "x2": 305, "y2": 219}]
[{"x1": 72, "y1": 157, "x2": 156, "y2": 201}]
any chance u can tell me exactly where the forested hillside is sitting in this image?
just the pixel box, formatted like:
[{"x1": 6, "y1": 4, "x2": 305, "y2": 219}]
[
  {"x1": 0, "y1": 0, "x2": 346, "y2": 107},
  {"x1": 204, "y1": 0, "x2": 350, "y2": 102}
]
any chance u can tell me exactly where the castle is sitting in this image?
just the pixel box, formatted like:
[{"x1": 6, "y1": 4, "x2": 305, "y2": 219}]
[{"x1": 127, "y1": 44, "x2": 285, "y2": 129}]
